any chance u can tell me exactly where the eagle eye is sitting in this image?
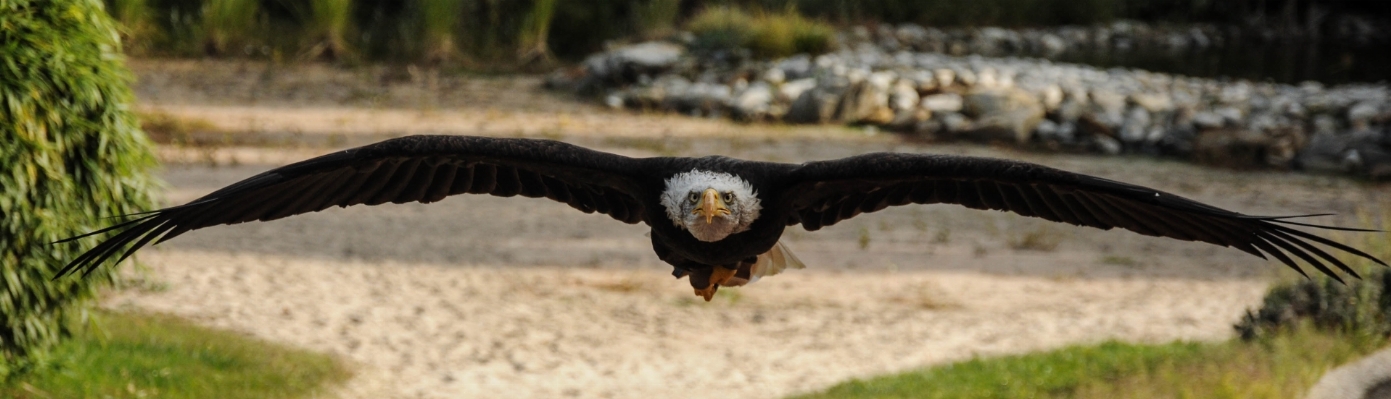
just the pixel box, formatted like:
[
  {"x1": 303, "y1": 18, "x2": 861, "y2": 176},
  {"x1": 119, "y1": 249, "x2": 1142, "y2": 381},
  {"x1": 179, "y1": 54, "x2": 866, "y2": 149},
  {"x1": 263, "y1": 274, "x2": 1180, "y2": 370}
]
[
  {"x1": 688, "y1": 192, "x2": 700, "y2": 203},
  {"x1": 722, "y1": 192, "x2": 735, "y2": 202}
]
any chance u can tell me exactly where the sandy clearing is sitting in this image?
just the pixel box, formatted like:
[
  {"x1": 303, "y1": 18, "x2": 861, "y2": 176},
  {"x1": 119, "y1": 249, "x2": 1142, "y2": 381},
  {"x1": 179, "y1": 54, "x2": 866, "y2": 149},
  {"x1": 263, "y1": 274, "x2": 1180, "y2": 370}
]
[{"x1": 108, "y1": 250, "x2": 1267, "y2": 399}]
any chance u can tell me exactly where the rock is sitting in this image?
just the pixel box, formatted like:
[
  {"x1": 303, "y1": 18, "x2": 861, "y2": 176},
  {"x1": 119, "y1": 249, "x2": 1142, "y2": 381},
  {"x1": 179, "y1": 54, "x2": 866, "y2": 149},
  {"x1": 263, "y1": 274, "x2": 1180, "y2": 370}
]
[
  {"x1": 1193, "y1": 128, "x2": 1273, "y2": 168},
  {"x1": 584, "y1": 41, "x2": 685, "y2": 83},
  {"x1": 1093, "y1": 135, "x2": 1122, "y2": 155},
  {"x1": 921, "y1": 93, "x2": 964, "y2": 112},
  {"x1": 934, "y1": 68, "x2": 956, "y2": 88},
  {"x1": 889, "y1": 82, "x2": 920, "y2": 111},
  {"x1": 776, "y1": 54, "x2": 814, "y2": 80},
  {"x1": 604, "y1": 94, "x2": 624, "y2": 109},
  {"x1": 730, "y1": 82, "x2": 774, "y2": 120},
  {"x1": 762, "y1": 68, "x2": 786, "y2": 85},
  {"x1": 779, "y1": 78, "x2": 817, "y2": 102},
  {"x1": 1348, "y1": 101, "x2": 1382, "y2": 126},
  {"x1": 786, "y1": 84, "x2": 845, "y2": 124},
  {"x1": 1192, "y1": 112, "x2": 1225, "y2": 129},
  {"x1": 886, "y1": 107, "x2": 931, "y2": 131},
  {"x1": 1306, "y1": 347, "x2": 1391, "y2": 399},
  {"x1": 1039, "y1": 85, "x2": 1064, "y2": 111},
  {"x1": 1215, "y1": 106, "x2": 1245, "y2": 125},
  {"x1": 1312, "y1": 114, "x2": 1340, "y2": 136},
  {"x1": 1129, "y1": 93, "x2": 1174, "y2": 113},
  {"x1": 937, "y1": 112, "x2": 972, "y2": 133},
  {"x1": 836, "y1": 81, "x2": 893, "y2": 124},
  {"x1": 962, "y1": 87, "x2": 1046, "y2": 143},
  {"x1": 1039, "y1": 33, "x2": 1067, "y2": 54},
  {"x1": 1119, "y1": 107, "x2": 1152, "y2": 143}
]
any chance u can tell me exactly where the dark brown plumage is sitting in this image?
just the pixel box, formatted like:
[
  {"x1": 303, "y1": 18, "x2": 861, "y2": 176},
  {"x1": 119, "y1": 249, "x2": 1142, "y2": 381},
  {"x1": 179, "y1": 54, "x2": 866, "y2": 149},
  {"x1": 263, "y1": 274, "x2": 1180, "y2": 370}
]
[{"x1": 58, "y1": 135, "x2": 1384, "y2": 296}]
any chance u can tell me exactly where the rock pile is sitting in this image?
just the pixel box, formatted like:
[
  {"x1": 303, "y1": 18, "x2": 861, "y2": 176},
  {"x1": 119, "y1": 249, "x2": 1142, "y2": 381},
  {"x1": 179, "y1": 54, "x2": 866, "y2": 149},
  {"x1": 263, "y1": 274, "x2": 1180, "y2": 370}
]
[{"x1": 547, "y1": 34, "x2": 1391, "y2": 178}]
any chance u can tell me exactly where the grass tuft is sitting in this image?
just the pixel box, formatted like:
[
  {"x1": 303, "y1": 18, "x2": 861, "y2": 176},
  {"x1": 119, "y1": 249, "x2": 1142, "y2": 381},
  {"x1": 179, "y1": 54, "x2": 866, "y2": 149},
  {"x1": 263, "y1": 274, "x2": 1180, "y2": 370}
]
[
  {"x1": 1, "y1": 310, "x2": 350, "y2": 399},
  {"x1": 200, "y1": 0, "x2": 261, "y2": 56},
  {"x1": 791, "y1": 326, "x2": 1385, "y2": 399},
  {"x1": 1009, "y1": 226, "x2": 1061, "y2": 252},
  {"x1": 687, "y1": 6, "x2": 834, "y2": 59}
]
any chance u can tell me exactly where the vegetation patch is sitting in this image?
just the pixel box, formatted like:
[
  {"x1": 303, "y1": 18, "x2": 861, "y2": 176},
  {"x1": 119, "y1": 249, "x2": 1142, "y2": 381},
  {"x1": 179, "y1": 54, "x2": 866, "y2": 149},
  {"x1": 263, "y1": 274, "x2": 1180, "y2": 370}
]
[
  {"x1": 792, "y1": 327, "x2": 1384, "y2": 399},
  {"x1": 0, "y1": 310, "x2": 351, "y2": 399},
  {"x1": 687, "y1": 6, "x2": 835, "y2": 59}
]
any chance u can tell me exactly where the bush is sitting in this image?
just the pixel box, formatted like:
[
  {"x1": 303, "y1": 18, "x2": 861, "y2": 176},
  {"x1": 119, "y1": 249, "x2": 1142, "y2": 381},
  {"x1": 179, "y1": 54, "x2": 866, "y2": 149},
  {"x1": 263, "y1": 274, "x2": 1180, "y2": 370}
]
[
  {"x1": 1234, "y1": 213, "x2": 1391, "y2": 341},
  {"x1": 0, "y1": 0, "x2": 160, "y2": 379},
  {"x1": 688, "y1": 6, "x2": 835, "y2": 59}
]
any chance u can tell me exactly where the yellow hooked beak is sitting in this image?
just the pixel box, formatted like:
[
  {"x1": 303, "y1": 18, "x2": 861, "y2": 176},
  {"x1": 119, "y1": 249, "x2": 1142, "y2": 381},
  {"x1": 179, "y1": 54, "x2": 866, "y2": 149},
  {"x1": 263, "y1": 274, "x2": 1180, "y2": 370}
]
[{"x1": 693, "y1": 188, "x2": 730, "y2": 224}]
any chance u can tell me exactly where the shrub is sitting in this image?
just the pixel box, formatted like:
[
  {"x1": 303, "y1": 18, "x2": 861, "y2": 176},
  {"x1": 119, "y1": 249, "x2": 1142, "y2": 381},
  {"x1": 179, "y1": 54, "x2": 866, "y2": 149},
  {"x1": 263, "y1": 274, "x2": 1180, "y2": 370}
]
[
  {"x1": 687, "y1": 6, "x2": 756, "y2": 56},
  {"x1": 1234, "y1": 212, "x2": 1391, "y2": 341},
  {"x1": 688, "y1": 6, "x2": 835, "y2": 60},
  {"x1": 0, "y1": 0, "x2": 160, "y2": 379},
  {"x1": 200, "y1": 0, "x2": 261, "y2": 55}
]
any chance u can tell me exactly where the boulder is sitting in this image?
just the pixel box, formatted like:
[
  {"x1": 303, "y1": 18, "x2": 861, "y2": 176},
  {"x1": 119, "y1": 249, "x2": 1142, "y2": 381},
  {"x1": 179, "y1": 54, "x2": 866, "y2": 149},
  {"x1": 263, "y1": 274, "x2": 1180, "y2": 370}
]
[
  {"x1": 779, "y1": 78, "x2": 817, "y2": 102},
  {"x1": 1192, "y1": 128, "x2": 1273, "y2": 168},
  {"x1": 835, "y1": 80, "x2": 892, "y2": 124},
  {"x1": 730, "y1": 82, "x2": 774, "y2": 121},
  {"x1": 889, "y1": 81, "x2": 920, "y2": 111},
  {"x1": 786, "y1": 84, "x2": 845, "y2": 124},
  {"x1": 921, "y1": 93, "x2": 964, "y2": 113},
  {"x1": 962, "y1": 87, "x2": 1046, "y2": 143},
  {"x1": 584, "y1": 41, "x2": 685, "y2": 84}
]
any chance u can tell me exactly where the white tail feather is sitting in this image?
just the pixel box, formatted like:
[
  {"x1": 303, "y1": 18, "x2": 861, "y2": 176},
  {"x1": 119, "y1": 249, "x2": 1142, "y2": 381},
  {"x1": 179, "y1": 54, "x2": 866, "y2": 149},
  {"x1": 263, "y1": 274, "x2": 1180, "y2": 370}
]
[{"x1": 725, "y1": 241, "x2": 805, "y2": 286}]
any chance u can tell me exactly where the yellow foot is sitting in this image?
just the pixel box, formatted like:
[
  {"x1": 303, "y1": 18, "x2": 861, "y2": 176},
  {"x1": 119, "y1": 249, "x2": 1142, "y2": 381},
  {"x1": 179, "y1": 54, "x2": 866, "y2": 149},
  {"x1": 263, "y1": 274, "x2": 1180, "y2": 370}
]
[
  {"x1": 694, "y1": 286, "x2": 718, "y2": 301},
  {"x1": 709, "y1": 266, "x2": 737, "y2": 287}
]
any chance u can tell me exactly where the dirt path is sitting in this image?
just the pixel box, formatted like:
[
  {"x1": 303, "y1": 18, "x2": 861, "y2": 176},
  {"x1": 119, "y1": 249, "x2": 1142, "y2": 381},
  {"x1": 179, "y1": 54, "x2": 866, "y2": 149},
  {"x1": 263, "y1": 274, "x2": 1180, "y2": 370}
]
[{"x1": 105, "y1": 60, "x2": 1391, "y2": 398}]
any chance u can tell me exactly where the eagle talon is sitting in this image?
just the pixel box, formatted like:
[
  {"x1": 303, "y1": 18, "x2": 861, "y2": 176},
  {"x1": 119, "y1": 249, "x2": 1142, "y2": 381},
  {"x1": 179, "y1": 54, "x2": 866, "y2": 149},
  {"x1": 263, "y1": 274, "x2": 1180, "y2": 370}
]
[
  {"x1": 694, "y1": 286, "x2": 717, "y2": 301},
  {"x1": 709, "y1": 265, "x2": 737, "y2": 287}
]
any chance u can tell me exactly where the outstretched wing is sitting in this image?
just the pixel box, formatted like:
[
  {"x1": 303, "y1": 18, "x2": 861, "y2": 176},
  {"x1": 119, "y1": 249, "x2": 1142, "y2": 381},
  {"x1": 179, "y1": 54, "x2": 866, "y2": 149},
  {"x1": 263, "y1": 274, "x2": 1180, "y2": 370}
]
[
  {"x1": 780, "y1": 152, "x2": 1384, "y2": 281},
  {"x1": 58, "y1": 135, "x2": 649, "y2": 278}
]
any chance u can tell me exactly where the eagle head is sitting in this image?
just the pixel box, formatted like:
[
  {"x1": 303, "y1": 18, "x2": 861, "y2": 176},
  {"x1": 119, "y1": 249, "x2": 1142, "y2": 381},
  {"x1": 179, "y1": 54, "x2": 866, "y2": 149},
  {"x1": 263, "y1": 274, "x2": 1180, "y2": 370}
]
[{"x1": 660, "y1": 170, "x2": 761, "y2": 242}]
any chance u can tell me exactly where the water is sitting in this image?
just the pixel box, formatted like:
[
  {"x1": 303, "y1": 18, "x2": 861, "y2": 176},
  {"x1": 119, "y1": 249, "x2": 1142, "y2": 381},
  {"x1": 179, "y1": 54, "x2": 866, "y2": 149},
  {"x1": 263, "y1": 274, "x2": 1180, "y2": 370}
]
[{"x1": 1051, "y1": 40, "x2": 1391, "y2": 85}]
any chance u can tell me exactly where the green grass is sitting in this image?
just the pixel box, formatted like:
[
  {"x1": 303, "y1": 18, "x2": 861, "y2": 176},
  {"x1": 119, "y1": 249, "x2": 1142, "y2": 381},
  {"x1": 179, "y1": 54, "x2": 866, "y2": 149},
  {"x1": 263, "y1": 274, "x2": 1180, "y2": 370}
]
[
  {"x1": 1, "y1": 310, "x2": 351, "y2": 399},
  {"x1": 792, "y1": 327, "x2": 1385, "y2": 399},
  {"x1": 687, "y1": 6, "x2": 835, "y2": 59}
]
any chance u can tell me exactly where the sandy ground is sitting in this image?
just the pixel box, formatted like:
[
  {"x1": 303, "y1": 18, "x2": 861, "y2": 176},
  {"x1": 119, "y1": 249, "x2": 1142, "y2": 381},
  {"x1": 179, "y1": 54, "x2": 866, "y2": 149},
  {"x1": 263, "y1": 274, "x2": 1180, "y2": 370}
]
[{"x1": 103, "y1": 60, "x2": 1391, "y2": 398}]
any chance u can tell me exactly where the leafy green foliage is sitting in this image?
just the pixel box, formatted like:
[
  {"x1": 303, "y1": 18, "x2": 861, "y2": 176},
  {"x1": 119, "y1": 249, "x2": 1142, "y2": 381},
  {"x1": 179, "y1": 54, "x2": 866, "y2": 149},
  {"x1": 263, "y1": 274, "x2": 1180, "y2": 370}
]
[
  {"x1": 793, "y1": 328, "x2": 1384, "y2": 399},
  {"x1": 1, "y1": 311, "x2": 351, "y2": 399},
  {"x1": 0, "y1": 0, "x2": 159, "y2": 379}
]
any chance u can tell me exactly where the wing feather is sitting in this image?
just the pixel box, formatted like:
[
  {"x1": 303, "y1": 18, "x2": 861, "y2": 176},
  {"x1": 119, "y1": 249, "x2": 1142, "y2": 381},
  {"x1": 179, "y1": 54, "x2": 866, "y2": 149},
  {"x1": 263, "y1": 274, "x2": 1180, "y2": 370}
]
[
  {"x1": 57, "y1": 135, "x2": 649, "y2": 278},
  {"x1": 781, "y1": 153, "x2": 1382, "y2": 280}
]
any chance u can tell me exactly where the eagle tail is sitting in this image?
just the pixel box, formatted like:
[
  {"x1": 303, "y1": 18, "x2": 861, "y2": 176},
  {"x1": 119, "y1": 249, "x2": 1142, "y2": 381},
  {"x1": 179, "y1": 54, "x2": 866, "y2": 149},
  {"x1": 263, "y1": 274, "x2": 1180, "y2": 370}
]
[{"x1": 724, "y1": 241, "x2": 806, "y2": 287}]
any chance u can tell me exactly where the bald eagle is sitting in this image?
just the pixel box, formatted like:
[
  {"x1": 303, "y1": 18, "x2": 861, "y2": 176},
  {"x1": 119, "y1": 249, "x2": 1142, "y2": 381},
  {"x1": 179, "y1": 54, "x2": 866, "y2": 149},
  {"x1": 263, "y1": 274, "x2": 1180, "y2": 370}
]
[{"x1": 59, "y1": 135, "x2": 1384, "y2": 300}]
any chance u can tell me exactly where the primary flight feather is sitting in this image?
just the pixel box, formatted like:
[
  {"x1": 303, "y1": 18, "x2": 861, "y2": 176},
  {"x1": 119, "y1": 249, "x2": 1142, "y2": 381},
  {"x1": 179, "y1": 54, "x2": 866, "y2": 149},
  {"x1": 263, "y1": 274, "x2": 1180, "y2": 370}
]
[{"x1": 58, "y1": 135, "x2": 1386, "y2": 300}]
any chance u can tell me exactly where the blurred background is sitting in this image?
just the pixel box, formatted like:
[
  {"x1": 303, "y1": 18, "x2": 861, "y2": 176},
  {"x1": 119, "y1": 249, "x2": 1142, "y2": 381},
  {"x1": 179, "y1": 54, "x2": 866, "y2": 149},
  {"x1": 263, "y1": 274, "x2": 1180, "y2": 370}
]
[{"x1": 107, "y1": 0, "x2": 1391, "y2": 82}]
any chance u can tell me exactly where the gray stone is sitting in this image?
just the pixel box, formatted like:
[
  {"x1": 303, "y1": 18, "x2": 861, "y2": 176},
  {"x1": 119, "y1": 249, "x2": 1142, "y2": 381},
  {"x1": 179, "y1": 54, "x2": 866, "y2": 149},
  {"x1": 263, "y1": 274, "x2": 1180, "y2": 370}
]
[
  {"x1": 786, "y1": 84, "x2": 844, "y2": 124},
  {"x1": 776, "y1": 54, "x2": 814, "y2": 80},
  {"x1": 585, "y1": 41, "x2": 685, "y2": 82},
  {"x1": 1215, "y1": 106, "x2": 1245, "y2": 125},
  {"x1": 962, "y1": 87, "x2": 1046, "y2": 143},
  {"x1": 762, "y1": 68, "x2": 786, "y2": 85},
  {"x1": 1313, "y1": 114, "x2": 1341, "y2": 136},
  {"x1": 921, "y1": 93, "x2": 964, "y2": 113},
  {"x1": 730, "y1": 82, "x2": 774, "y2": 120},
  {"x1": 836, "y1": 81, "x2": 893, "y2": 124},
  {"x1": 1192, "y1": 112, "x2": 1225, "y2": 129},
  {"x1": 1119, "y1": 107, "x2": 1152, "y2": 143},
  {"x1": 1093, "y1": 135, "x2": 1122, "y2": 155},
  {"x1": 779, "y1": 78, "x2": 817, "y2": 102},
  {"x1": 938, "y1": 112, "x2": 972, "y2": 133},
  {"x1": 1349, "y1": 101, "x2": 1382, "y2": 124},
  {"x1": 1129, "y1": 93, "x2": 1174, "y2": 113},
  {"x1": 889, "y1": 82, "x2": 920, "y2": 111}
]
